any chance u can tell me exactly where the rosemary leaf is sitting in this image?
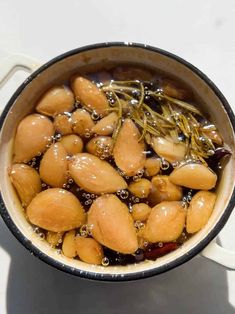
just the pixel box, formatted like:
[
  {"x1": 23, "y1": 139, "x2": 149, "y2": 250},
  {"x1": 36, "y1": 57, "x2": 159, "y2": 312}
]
[
  {"x1": 138, "y1": 82, "x2": 145, "y2": 109},
  {"x1": 138, "y1": 112, "x2": 147, "y2": 142},
  {"x1": 111, "y1": 91, "x2": 123, "y2": 142},
  {"x1": 153, "y1": 92, "x2": 203, "y2": 116}
]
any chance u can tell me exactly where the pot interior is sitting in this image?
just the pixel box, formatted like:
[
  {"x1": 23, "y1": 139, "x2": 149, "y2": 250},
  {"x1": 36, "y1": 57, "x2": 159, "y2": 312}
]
[{"x1": 0, "y1": 45, "x2": 235, "y2": 279}]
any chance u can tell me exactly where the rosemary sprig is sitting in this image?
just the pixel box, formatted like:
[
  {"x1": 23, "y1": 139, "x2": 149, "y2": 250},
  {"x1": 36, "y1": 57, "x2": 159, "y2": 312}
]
[
  {"x1": 103, "y1": 85, "x2": 136, "y2": 93},
  {"x1": 150, "y1": 92, "x2": 203, "y2": 116},
  {"x1": 111, "y1": 90, "x2": 123, "y2": 142},
  {"x1": 143, "y1": 104, "x2": 174, "y2": 125},
  {"x1": 138, "y1": 82, "x2": 145, "y2": 109},
  {"x1": 138, "y1": 112, "x2": 147, "y2": 142},
  {"x1": 101, "y1": 80, "x2": 218, "y2": 162},
  {"x1": 132, "y1": 115, "x2": 161, "y2": 136}
]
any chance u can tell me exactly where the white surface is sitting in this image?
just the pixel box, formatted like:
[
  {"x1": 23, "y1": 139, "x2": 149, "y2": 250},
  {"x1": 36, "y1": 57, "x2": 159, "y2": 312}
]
[{"x1": 0, "y1": 0, "x2": 235, "y2": 313}]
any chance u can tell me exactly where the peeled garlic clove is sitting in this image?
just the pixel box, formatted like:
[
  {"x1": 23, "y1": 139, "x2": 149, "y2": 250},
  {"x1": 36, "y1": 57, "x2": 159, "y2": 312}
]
[
  {"x1": 144, "y1": 157, "x2": 161, "y2": 177},
  {"x1": 62, "y1": 230, "x2": 77, "y2": 258},
  {"x1": 13, "y1": 114, "x2": 54, "y2": 163},
  {"x1": 186, "y1": 191, "x2": 216, "y2": 233},
  {"x1": 60, "y1": 134, "x2": 83, "y2": 155},
  {"x1": 71, "y1": 76, "x2": 110, "y2": 116},
  {"x1": 96, "y1": 71, "x2": 112, "y2": 83},
  {"x1": 86, "y1": 136, "x2": 113, "y2": 158},
  {"x1": 27, "y1": 188, "x2": 85, "y2": 232},
  {"x1": 36, "y1": 85, "x2": 74, "y2": 117},
  {"x1": 39, "y1": 143, "x2": 68, "y2": 188},
  {"x1": 54, "y1": 114, "x2": 73, "y2": 135},
  {"x1": 71, "y1": 109, "x2": 95, "y2": 136},
  {"x1": 91, "y1": 112, "x2": 118, "y2": 136},
  {"x1": 148, "y1": 175, "x2": 183, "y2": 206},
  {"x1": 113, "y1": 119, "x2": 146, "y2": 176},
  {"x1": 204, "y1": 130, "x2": 223, "y2": 146},
  {"x1": 161, "y1": 79, "x2": 191, "y2": 100},
  {"x1": 69, "y1": 153, "x2": 127, "y2": 194},
  {"x1": 46, "y1": 231, "x2": 64, "y2": 247},
  {"x1": 151, "y1": 136, "x2": 186, "y2": 163},
  {"x1": 75, "y1": 236, "x2": 104, "y2": 265},
  {"x1": 88, "y1": 194, "x2": 138, "y2": 254},
  {"x1": 143, "y1": 201, "x2": 186, "y2": 242},
  {"x1": 131, "y1": 203, "x2": 151, "y2": 221},
  {"x1": 10, "y1": 164, "x2": 41, "y2": 207},
  {"x1": 169, "y1": 163, "x2": 217, "y2": 190},
  {"x1": 113, "y1": 66, "x2": 153, "y2": 81},
  {"x1": 128, "y1": 178, "x2": 151, "y2": 198}
]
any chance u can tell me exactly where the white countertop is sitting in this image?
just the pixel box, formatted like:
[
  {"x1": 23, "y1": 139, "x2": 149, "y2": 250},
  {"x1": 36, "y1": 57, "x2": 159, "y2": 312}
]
[{"x1": 0, "y1": 1, "x2": 235, "y2": 313}]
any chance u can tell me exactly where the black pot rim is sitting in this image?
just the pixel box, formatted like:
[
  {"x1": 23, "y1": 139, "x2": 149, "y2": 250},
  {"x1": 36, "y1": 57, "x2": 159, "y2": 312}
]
[{"x1": 0, "y1": 42, "x2": 235, "y2": 282}]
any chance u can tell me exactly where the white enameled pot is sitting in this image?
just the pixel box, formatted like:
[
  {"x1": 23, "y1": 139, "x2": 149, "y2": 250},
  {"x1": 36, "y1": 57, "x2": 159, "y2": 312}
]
[{"x1": 0, "y1": 43, "x2": 235, "y2": 281}]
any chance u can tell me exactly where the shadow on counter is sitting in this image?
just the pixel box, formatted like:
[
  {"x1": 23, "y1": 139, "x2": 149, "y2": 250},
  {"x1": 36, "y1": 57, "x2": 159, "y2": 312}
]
[{"x1": 0, "y1": 218, "x2": 234, "y2": 314}]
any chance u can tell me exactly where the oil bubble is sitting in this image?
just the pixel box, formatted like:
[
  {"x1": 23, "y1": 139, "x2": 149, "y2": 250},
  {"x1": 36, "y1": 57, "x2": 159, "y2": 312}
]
[
  {"x1": 102, "y1": 257, "x2": 109, "y2": 267},
  {"x1": 143, "y1": 241, "x2": 149, "y2": 247},
  {"x1": 66, "y1": 155, "x2": 73, "y2": 161},
  {"x1": 160, "y1": 159, "x2": 170, "y2": 170},
  {"x1": 91, "y1": 111, "x2": 100, "y2": 120},
  {"x1": 55, "y1": 133, "x2": 62, "y2": 141},
  {"x1": 74, "y1": 101, "x2": 80, "y2": 108},
  {"x1": 85, "y1": 132, "x2": 91, "y2": 138},
  {"x1": 133, "y1": 175, "x2": 141, "y2": 182},
  {"x1": 134, "y1": 221, "x2": 145, "y2": 230},
  {"x1": 208, "y1": 150, "x2": 215, "y2": 156},
  {"x1": 39, "y1": 232, "x2": 45, "y2": 239},
  {"x1": 137, "y1": 169, "x2": 144, "y2": 177},
  {"x1": 119, "y1": 189, "x2": 129, "y2": 199},
  {"x1": 80, "y1": 225, "x2": 88, "y2": 237},
  {"x1": 33, "y1": 227, "x2": 40, "y2": 234}
]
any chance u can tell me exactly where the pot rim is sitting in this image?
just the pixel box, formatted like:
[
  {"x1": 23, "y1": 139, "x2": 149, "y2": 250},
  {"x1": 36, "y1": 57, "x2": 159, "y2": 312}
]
[{"x1": 0, "y1": 41, "x2": 235, "y2": 282}]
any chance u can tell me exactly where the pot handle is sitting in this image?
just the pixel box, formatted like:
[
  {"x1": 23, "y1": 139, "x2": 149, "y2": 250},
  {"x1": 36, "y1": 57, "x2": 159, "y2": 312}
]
[
  {"x1": 201, "y1": 239, "x2": 235, "y2": 269},
  {"x1": 0, "y1": 54, "x2": 40, "y2": 114}
]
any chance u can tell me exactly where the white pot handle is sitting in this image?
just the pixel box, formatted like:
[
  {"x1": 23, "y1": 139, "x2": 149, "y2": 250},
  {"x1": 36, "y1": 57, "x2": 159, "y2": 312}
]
[
  {"x1": 201, "y1": 239, "x2": 235, "y2": 269},
  {"x1": 0, "y1": 54, "x2": 40, "y2": 114}
]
